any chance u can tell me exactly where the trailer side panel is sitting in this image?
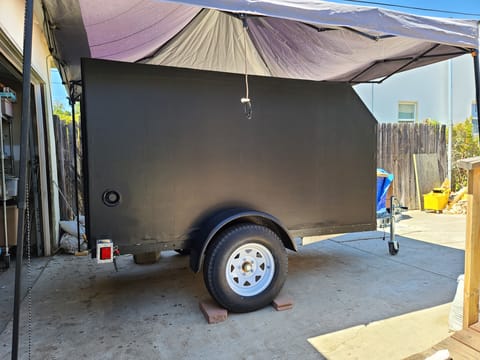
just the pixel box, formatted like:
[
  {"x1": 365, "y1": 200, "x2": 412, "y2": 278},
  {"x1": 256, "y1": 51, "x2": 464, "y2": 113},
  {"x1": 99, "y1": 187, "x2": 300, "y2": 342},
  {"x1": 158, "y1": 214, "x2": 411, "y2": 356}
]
[{"x1": 81, "y1": 59, "x2": 377, "y2": 253}]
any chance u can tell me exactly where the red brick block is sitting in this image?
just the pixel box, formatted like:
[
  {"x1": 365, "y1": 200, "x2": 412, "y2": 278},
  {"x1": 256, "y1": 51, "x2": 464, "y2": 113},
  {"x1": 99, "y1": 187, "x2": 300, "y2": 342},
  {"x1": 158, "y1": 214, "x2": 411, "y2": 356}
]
[
  {"x1": 133, "y1": 251, "x2": 160, "y2": 264},
  {"x1": 199, "y1": 299, "x2": 228, "y2": 324},
  {"x1": 272, "y1": 295, "x2": 294, "y2": 311}
]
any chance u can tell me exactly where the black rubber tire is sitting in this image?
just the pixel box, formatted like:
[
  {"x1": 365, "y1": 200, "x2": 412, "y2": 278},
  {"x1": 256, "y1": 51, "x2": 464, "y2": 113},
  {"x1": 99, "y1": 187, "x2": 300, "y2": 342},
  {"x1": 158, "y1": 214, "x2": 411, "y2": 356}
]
[
  {"x1": 388, "y1": 242, "x2": 399, "y2": 256},
  {"x1": 203, "y1": 224, "x2": 288, "y2": 313}
]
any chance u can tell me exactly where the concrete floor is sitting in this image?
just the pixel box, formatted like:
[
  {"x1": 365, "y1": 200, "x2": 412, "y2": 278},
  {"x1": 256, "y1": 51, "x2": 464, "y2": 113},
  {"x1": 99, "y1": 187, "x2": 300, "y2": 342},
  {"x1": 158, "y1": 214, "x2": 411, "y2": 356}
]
[{"x1": 0, "y1": 211, "x2": 466, "y2": 359}]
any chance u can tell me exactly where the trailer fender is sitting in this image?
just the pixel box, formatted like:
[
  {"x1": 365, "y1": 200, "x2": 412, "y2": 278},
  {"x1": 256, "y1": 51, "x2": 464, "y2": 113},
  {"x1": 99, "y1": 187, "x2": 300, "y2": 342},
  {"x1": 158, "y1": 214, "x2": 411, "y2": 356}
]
[{"x1": 189, "y1": 209, "x2": 297, "y2": 273}]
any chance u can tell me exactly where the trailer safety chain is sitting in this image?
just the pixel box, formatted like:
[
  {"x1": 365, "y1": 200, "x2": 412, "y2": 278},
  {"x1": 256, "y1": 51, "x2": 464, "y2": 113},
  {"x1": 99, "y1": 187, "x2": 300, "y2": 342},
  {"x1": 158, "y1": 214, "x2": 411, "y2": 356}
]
[
  {"x1": 25, "y1": 181, "x2": 32, "y2": 360},
  {"x1": 240, "y1": 14, "x2": 252, "y2": 119}
]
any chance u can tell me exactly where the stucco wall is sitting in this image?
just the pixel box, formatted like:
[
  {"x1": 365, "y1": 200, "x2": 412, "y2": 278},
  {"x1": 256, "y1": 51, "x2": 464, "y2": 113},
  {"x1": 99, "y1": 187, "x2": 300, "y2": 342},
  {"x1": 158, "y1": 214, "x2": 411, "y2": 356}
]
[
  {"x1": 355, "y1": 55, "x2": 476, "y2": 124},
  {"x1": 0, "y1": 0, "x2": 52, "y2": 81}
]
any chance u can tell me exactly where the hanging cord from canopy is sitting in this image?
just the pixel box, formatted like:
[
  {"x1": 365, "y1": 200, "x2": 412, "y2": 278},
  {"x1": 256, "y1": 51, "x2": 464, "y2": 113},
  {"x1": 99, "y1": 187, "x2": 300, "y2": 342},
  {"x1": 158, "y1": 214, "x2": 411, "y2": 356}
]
[{"x1": 240, "y1": 14, "x2": 252, "y2": 119}]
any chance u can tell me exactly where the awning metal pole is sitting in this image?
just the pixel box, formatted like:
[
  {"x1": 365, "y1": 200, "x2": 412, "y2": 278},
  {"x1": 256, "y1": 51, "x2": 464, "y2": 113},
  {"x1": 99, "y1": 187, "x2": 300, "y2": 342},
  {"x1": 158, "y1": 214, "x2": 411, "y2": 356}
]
[
  {"x1": 12, "y1": 0, "x2": 34, "y2": 359},
  {"x1": 0, "y1": 99, "x2": 9, "y2": 258},
  {"x1": 447, "y1": 60, "x2": 452, "y2": 187},
  {"x1": 69, "y1": 90, "x2": 81, "y2": 252},
  {"x1": 475, "y1": 50, "x2": 480, "y2": 146},
  {"x1": 475, "y1": 22, "x2": 480, "y2": 147}
]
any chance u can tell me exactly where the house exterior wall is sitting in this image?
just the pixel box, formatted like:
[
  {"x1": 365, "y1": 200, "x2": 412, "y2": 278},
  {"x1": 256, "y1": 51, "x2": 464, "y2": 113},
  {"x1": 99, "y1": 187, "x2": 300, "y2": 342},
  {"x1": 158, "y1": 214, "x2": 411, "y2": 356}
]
[
  {"x1": 0, "y1": 0, "x2": 60, "y2": 255},
  {"x1": 0, "y1": 1, "x2": 51, "y2": 81},
  {"x1": 354, "y1": 54, "x2": 476, "y2": 124}
]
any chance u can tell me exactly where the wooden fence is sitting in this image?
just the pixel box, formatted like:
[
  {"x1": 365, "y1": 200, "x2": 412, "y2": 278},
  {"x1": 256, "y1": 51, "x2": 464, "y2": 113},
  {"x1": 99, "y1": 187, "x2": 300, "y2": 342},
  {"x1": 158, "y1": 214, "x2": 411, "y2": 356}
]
[
  {"x1": 53, "y1": 115, "x2": 84, "y2": 220},
  {"x1": 377, "y1": 123, "x2": 447, "y2": 210}
]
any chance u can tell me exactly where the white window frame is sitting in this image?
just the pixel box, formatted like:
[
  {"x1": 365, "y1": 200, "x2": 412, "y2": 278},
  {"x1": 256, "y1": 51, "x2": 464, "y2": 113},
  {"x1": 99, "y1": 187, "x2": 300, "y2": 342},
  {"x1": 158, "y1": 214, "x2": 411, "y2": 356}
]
[{"x1": 398, "y1": 101, "x2": 417, "y2": 122}]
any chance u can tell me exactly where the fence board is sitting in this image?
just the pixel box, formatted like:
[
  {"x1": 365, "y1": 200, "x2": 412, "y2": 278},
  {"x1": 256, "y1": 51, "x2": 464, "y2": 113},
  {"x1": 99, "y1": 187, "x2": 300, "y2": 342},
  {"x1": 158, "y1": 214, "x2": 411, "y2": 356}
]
[
  {"x1": 54, "y1": 118, "x2": 84, "y2": 220},
  {"x1": 377, "y1": 123, "x2": 446, "y2": 210}
]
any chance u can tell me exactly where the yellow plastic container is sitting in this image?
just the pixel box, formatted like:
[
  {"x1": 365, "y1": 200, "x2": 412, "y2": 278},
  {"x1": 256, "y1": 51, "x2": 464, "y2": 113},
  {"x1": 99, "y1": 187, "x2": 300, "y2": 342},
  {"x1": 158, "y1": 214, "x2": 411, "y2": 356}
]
[{"x1": 423, "y1": 188, "x2": 450, "y2": 211}]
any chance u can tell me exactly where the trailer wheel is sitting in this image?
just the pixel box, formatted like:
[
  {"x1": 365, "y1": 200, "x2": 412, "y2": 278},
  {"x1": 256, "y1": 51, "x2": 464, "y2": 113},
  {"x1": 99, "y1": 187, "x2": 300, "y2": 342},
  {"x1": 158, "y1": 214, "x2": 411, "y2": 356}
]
[
  {"x1": 203, "y1": 224, "x2": 287, "y2": 313},
  {"x1": 388, "y1": 241, "x2": 399, "y2": 255}
]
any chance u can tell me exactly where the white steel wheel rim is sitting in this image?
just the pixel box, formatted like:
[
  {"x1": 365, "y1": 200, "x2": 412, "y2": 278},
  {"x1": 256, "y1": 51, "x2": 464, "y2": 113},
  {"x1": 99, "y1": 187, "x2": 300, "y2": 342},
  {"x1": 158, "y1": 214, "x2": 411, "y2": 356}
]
[{"x1": 225, "y1": 243, "x2": 275, "y2": 296}]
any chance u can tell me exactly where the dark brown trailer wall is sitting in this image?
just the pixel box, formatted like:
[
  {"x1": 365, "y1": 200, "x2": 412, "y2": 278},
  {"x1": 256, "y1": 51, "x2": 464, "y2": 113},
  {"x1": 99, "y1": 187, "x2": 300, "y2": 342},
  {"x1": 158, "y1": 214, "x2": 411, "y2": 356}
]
[{"x1": 81, "y1": 59, "x2": 377, "y2": 254}]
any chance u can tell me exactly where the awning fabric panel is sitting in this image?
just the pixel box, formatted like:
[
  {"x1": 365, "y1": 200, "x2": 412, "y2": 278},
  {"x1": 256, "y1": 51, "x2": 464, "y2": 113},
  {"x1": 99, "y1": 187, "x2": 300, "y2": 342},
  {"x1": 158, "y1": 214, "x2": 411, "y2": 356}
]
[
  {"x1": 42, "y1": 0, "x2": 91, "y2": 80},
  {"x1": 247, "y1": 17, "x2": 446, "y2": 81},
  {"x1": 142, "y1": 9, "x2": 271, "y2": 76},
  {"x1": 79, "y1": 0, "x2": 200, "y2": 62},
  {"x1": 39, "y1": 0, "x2": 479, "y2": 83},
  {"x1": 161, "y1": 0, "x2": 478, "y2": 48}
]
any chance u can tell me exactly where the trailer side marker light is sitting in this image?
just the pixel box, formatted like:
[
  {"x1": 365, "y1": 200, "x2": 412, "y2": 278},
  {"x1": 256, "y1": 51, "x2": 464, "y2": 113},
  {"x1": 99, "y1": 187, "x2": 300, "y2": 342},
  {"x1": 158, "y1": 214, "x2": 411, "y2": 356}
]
[
  {"x1": 97, "y1": 239, "x2": 114, "y2": 263},
  {"x1": 100, "y1": 247, "x2": 112, "y2": 261}
]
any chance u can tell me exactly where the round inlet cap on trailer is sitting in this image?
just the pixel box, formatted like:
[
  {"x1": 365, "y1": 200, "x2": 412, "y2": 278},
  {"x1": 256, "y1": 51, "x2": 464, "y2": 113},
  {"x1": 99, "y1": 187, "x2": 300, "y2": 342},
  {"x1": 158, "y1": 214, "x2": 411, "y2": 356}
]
[{"x1": 102, "y1": 190, "x2": 121, "y2": 207}]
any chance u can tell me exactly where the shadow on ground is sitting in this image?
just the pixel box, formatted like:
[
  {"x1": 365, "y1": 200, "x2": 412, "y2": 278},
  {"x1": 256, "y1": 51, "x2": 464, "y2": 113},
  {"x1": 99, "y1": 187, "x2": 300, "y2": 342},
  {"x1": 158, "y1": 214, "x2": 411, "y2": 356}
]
[{"x1": 0, "y1": 231, "x2": 464, "y2": 359}]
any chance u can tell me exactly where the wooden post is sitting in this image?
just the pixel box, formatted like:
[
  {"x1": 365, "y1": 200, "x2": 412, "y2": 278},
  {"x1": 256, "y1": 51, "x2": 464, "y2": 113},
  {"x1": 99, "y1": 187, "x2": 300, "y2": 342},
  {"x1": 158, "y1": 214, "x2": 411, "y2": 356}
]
[{"x1": 458, "y1": 156, "x2": 480, "y2": 328}]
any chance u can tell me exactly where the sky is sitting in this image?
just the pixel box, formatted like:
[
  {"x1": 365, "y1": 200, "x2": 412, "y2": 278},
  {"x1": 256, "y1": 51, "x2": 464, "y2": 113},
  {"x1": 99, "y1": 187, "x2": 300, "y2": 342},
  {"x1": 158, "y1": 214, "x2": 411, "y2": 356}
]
[
  {"x1": 328, "y1": 0, "x2": 480, "y2": 19},
  {"x1": 50, "y1": 0, "x2": 480, "y2": 108},
  {"x1": 51, "y1": 69, "x2": 70, "y2": 109}
]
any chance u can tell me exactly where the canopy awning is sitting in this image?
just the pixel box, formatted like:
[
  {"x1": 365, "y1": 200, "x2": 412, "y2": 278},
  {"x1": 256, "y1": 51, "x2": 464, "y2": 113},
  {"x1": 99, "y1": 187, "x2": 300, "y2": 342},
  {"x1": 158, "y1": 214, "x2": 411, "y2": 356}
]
[{"x1": 40, "y1": 0, "x2": 479, "y2": 83}]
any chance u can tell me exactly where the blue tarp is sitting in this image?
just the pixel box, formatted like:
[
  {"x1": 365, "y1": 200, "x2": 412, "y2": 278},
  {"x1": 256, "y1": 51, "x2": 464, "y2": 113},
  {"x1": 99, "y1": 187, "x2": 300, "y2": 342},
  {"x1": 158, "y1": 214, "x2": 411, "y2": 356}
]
[{"x1": 377, "y1": 168, "x2": 394, "y2": 214}]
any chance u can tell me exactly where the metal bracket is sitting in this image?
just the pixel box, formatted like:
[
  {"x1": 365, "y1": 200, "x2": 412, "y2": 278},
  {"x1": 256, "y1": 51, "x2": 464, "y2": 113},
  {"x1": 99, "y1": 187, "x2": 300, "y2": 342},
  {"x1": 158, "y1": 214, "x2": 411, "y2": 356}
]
[
  {"x1": 239, "y1": 13, "x2": 248, "y2": 29},
  {"x1": 68, "y1": 80, "x2": 82, "y2": 105}
]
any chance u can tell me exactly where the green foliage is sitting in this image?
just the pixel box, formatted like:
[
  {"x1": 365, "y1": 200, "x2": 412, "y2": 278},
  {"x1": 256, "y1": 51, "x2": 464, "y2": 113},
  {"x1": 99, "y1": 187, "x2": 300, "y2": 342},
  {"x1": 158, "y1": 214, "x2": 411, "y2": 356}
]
[
  {"x1": 423, "y1": 118, "x2": 440, "y2": 126},
  {"x1": 451, "y1": 117, "x2": 480, "y2": 191},
  {"x1": 53, "y1": 102, "x2": 80, "y2": 124}
]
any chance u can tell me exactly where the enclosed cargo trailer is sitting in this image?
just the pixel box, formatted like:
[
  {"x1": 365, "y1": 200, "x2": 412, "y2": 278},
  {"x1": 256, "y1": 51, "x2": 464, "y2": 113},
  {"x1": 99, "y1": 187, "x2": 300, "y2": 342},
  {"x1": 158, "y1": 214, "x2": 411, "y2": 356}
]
[{"x1": 81, "y1": 58, "x2": 377, "y2": 312}]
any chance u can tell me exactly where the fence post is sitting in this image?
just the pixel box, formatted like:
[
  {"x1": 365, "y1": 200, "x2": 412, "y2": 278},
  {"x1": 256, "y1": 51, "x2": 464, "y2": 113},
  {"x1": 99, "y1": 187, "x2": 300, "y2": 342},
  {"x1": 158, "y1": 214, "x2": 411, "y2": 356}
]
[{"x1": 458, "y1": 156, "x2": 480, "y2": 328}]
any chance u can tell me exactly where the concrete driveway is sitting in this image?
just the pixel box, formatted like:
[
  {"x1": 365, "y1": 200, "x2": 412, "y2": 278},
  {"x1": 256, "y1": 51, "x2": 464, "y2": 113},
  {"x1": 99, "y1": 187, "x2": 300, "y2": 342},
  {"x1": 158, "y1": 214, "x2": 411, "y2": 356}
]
[{"x1": 0, "y1": 211, "x2": 466, "y2": 359}]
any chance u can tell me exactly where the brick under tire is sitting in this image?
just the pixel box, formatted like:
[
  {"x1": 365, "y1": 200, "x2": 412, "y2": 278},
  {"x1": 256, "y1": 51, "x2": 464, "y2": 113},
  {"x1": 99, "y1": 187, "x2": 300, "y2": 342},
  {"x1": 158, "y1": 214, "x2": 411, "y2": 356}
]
[{"x1": 203, "y1": 224, "x2": 288, "y2": 313}]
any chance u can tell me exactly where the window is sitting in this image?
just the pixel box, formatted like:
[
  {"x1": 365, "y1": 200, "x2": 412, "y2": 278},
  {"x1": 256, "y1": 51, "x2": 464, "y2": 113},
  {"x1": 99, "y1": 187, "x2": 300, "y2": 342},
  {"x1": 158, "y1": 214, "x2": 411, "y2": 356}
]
[{"x1": 398, "y1": 102, "x2": 417, "y2": 122}]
